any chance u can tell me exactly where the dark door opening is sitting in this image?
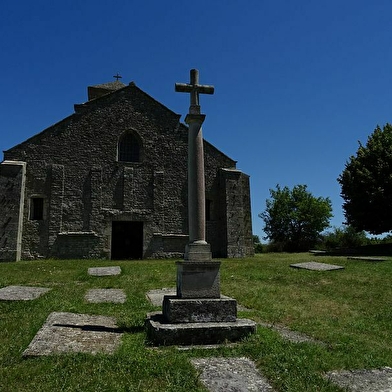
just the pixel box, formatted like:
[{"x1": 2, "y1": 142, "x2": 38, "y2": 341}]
[{"x1": 111, "y1": 221, "x2": 143, "y2": 260}]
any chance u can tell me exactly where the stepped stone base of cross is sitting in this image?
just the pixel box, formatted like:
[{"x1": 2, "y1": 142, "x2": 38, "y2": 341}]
[
  {"x1": 146, "y1": 259, "x2": 256, "y2": 346},
  {"x1": 146, "y1": 245, "x2": 256, "y2": 346}
]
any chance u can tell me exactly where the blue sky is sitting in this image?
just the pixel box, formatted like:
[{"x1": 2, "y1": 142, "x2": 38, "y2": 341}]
[{"x1": 1, "y1": 0, "x2": 392, "y2": 241}]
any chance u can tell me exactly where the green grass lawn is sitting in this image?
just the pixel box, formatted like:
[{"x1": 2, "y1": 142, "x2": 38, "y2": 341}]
[{"x1": 1, "y1": 254, "x2": 391, "y2": 391}]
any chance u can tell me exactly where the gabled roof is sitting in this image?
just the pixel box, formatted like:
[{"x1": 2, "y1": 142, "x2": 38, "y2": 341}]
[
  {"x1": 90, "y1": 80, "x2": 126, "y2": 90},
  {"x1": 87, "y1": 80, "x2": 127, "y2": 101}
]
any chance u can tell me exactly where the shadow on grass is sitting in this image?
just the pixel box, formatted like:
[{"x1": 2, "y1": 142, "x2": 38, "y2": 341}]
[{"x1": 52, "y1": 323, "x2": 145, "y2": 334}]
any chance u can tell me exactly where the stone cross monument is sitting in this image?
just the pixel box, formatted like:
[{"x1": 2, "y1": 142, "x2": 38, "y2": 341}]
[{"x1": 145, "y1": 69, "x2": 256, "y2": 345}]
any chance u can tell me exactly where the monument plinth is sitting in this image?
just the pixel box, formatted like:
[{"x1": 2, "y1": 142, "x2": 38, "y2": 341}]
[
  {"x1": 176, "y1": 260, "x2": 221, "y2": 298},
  {"x1": 145, "y1": 69, "x2": 256, "y2": 345}
]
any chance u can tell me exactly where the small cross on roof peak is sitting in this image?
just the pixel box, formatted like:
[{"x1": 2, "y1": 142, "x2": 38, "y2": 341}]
[{"x1": 113, "y1": 73, "x2": 122, "y2": 81}]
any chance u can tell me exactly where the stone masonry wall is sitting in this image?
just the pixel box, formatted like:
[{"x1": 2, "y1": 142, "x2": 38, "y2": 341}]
[
  {"x1": 220, "y1": 168, "x2": 254, "y2": 258},
  {"x1": 2, "y1": 83, "x2": 250, "y2": 260},
  {"x1": 0, "y1": 162, "x2": 26, "y2": 261}
]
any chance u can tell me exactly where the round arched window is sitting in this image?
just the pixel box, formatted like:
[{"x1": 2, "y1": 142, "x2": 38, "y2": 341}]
[{"x1": 118, "y1": 132, "x2": 141, "y2": 162}]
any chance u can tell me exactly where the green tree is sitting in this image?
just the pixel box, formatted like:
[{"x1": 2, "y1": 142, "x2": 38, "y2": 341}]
[
  {"x1": 259, "y1": 184, "x2": 333, "y2": 252},
  {"x1": 338, "y1": 123, "x2": 392, "y2": 234}
]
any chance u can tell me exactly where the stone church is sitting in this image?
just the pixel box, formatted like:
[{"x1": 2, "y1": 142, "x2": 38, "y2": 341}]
[{"x1": 0, "y1": 79, "x2": 253, "y2": 261}]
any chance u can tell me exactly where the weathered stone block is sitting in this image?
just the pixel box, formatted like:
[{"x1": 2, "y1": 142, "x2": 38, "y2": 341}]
[
  {"x1": 145, "y1": 311, "x2": 256, "y2": 346},
  {"x1": 176, "y1": 261, "x2": 221, "y2": 298},
  {"x1": 184, "y1": 242, "x2": 212, "y2": 261},
  {"x1": 162, "y1": 295, "x2": 237, "y2": 323}
]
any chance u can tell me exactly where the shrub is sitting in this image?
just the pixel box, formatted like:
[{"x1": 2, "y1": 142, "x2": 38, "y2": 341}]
[{"x1": 322, "y1": 226, "x2": 369, "y2": 250}]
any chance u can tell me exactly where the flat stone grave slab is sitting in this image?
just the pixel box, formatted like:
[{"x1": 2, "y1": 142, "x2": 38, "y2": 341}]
[
  {"x1": 0, "y1": 285, "x2": 51, "y2": 301},
  {"x1": 85, "y1": 289, "x2": 126, "y2": 303},
  {"x1": 259, "y1": 322, "x2": 320, "y2": 344},
  {"x1": 191, "y1": 357, "x2": 274, "y2": 391},
  {"x1": 290, "y1": 261, "x2": 344, "y2": 271},
  {"x1": 146, "y1": 288, "x2": 251, "y2": 311},
  {"x1": 309, "y1": 249, "x2": 327, "y2": 254},
  {"x1": 325, "y1": 367, "x2": 392, "y2": 391},
  {"x1": 23, "y1": 312, "x2": 122, "y2": 356},
  {"x1": 88, "y1": 266, "x2": 121, "y2": 276},
  {"x1": 146, "y1": 288, "x2": 176, "y2": 306},
  {"x1": 347, "y1": 256, "x2": 388, "y2": 262}
]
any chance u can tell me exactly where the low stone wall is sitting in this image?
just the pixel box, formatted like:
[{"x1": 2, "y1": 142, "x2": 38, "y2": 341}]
[
  {"x1": 147, "y1": 233, "x2": 188, "y2": 259},
  {"x1": 54, "y1": 232, "x2": 103, "y2": 259}
]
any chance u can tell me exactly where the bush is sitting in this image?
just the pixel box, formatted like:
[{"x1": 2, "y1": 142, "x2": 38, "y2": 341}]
[
  {"x1": 264, "y1": 241, "x2": 286, "y2": 253},
  {"x1": 253, "y1": 235, "x2": 264, "y2": 253},
  {"x1": 322, "y1": 226, "x2": 369, "y2": 250}
]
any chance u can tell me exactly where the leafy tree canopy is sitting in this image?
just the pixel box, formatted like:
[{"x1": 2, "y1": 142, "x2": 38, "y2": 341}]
[
  {"x1": 259, "y1": 184, "x2": 333, "y2": 252},
  {"x1": 338, "y1": 123, "x2": 392, "y2": 234}
]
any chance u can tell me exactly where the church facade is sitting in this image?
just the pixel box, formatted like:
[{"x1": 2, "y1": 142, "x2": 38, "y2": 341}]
[{"x1": 0, "y1": 80, "x2": 253, "y2": 261}]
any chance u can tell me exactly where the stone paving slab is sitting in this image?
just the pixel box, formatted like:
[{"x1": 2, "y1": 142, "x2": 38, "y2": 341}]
[
  {"x1": 0, "y1": 285, "x2": 51, "y2": 301},
  {"x1": 85, "y1": 289, "x2": 126, "y2": 303},
  {"x1": 347, "y1": 256, "x2": 388, "y2": 262},
  {"x1": 325, "y1": 367, "x2": 392, "y2": 391},
  {"x1": 191, "y1": 357, "x2": 274, "y2": 391},
  {"x1": 146, "y1": 288, "x2": 176, "y2": 306},
  {"x1": 88, "y1": 266, "x2": 121, "y2": 276},
  {"x1": 23, "y1": 312, "x2": 122, "y2": 356},
  {"x1": 259, "y1": 322, "x2": 320, "y2": 344},
  {"x1": 290, "y1": 261, "x2": 344, "y2": 271}
]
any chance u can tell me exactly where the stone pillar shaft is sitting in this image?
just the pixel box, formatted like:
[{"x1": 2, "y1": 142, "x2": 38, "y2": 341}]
[{"x1": 186, "y1": 114, "x2": 206, "y2": 244}]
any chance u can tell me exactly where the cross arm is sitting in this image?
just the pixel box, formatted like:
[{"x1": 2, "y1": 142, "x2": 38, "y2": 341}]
[{"x1": 175, "y1": 83, "x2": 214, "y2": 94}]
